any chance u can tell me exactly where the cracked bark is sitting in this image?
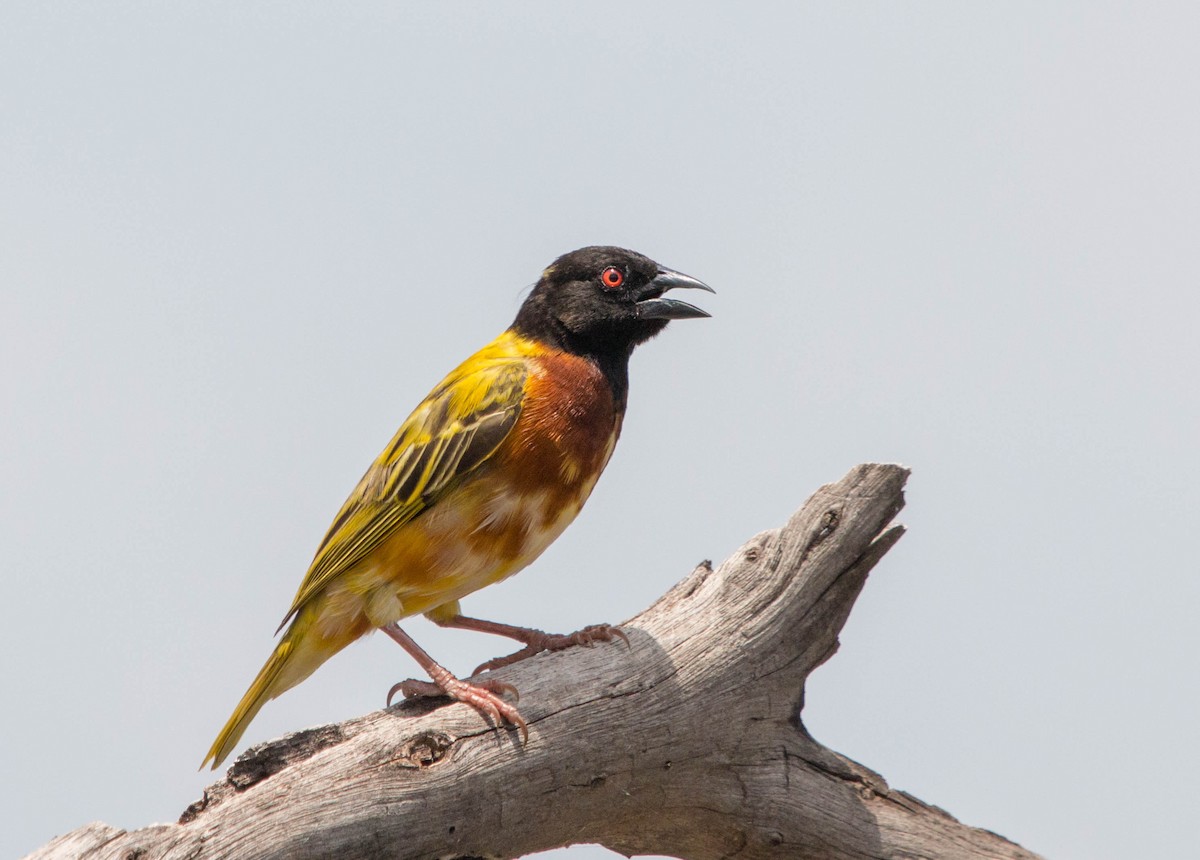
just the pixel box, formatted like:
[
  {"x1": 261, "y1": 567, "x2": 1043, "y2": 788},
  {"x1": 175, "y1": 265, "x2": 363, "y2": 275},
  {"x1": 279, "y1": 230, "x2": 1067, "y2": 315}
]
[{"x1": 29, "y1": 464, "x2": 1044, "y2": 860}]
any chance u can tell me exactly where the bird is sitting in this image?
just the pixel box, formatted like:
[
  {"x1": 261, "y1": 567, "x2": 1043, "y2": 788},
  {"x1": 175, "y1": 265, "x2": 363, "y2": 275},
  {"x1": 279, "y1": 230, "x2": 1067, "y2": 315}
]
[{"x1": 202, "y1": 245, "x2": 712, "y2": 769}]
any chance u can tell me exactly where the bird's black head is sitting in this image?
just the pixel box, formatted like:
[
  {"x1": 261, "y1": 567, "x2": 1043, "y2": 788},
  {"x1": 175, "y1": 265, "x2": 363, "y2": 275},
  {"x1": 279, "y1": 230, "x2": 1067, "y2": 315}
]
[{"x1": 511, "y1": 246, "x2": 713, "y2": 362}]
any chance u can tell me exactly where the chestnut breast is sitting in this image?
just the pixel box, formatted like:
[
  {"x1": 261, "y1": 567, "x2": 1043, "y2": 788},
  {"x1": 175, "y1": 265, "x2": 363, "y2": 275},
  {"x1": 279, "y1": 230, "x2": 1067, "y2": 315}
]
[{"x1": 500, "y1": 349, "x2": 623, "y2": 494}]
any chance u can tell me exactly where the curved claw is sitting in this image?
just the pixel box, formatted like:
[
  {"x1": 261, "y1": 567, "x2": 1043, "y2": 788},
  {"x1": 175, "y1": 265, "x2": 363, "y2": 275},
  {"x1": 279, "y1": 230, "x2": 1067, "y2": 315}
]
[
  {"x1": 387, "y1": 677, "x2": 442, "y2": 707},
  {"x1": 386, "y1": 681, "x2": 404, "y2": 708}
]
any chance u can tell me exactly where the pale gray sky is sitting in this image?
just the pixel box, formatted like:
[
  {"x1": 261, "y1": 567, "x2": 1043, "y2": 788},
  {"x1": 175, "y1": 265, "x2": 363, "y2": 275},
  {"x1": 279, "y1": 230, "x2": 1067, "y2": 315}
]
[{"x1": 4, "y1": 3, "x2": 1198, "y2": 859}]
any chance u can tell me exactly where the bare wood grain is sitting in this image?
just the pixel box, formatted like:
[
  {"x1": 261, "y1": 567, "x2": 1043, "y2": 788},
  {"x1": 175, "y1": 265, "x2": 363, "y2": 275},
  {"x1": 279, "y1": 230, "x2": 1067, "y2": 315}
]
[{"x1": 27, "y1": 464, "x2": 1044, "y2": 860}]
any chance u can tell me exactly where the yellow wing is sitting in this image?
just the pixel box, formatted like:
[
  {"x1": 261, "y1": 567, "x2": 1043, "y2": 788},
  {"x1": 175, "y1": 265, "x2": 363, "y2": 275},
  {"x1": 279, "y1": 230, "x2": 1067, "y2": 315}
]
[{"x1": 277, "y1": 344, "x2": 529, "y2": 631}]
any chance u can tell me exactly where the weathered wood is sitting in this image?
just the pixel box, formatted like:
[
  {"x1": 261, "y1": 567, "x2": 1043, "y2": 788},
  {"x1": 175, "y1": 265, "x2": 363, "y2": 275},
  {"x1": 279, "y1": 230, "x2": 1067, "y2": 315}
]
[{"x1": 27, "y1": 464, "x2": 1044, "y2": 860}]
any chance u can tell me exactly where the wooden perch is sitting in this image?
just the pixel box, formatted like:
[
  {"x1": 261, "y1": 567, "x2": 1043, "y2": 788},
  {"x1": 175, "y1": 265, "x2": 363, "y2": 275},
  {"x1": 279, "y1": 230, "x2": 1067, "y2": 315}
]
[{"x1": 30, "y1": 464, "x2": 1044, "y2": 860}]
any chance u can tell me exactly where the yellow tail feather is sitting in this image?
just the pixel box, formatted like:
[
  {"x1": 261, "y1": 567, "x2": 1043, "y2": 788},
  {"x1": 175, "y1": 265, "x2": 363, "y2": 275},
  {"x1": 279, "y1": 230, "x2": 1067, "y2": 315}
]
[
  {"x1": 202, "y1": 611, "x2": 347, "y2": 770},
  {"x1": 202, "y1": 639, "x2": 294, "y2": 770}
]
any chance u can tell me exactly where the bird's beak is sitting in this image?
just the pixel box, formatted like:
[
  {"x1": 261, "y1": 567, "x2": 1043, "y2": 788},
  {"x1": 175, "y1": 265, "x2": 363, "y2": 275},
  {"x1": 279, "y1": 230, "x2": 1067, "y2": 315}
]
[{"x1": 635, "y1": 267, "x2": 715, "y2": 320}]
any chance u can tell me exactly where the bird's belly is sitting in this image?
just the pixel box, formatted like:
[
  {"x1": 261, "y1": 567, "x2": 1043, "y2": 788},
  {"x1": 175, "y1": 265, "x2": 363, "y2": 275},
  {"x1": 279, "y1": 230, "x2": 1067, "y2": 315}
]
[{"x1": 407, "y1": 477, "x2": 593, "y2": 606}]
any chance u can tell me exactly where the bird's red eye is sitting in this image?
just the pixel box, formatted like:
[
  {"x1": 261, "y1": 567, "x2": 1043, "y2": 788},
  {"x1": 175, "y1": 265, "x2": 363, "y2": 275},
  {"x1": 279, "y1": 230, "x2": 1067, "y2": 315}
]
[{"x1": 600, "y1": 266, "x2": 624, "y2": 289}]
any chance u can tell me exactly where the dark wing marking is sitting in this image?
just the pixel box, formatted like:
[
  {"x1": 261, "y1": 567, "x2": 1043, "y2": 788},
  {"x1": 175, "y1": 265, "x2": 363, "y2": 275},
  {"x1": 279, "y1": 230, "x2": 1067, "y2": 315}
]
[{"x1": 276, "y1": 355, "x2": 528, "y2": 630}]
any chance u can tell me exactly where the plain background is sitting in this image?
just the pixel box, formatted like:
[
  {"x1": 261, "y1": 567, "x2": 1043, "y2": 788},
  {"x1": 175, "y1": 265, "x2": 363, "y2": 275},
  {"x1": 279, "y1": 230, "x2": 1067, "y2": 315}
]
[{"x1": 4, "y1": 3, "x2": 1197, "y2": 858}]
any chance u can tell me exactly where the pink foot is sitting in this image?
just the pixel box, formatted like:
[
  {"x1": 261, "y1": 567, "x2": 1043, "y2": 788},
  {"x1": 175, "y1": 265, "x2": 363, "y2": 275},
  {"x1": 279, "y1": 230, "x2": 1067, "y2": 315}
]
[
  {"x1": 473, "y1": 623, "x2": 629, "y2": 675},
  {"x1": 387, "y1": 667, "x2": 528, "y2": 743}
]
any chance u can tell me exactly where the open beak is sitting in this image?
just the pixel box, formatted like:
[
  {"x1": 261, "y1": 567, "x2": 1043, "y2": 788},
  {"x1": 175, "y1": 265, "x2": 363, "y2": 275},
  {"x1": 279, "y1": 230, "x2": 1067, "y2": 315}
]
[{"x1": 635, "y1": 267, "x2": 715, "y2": 320}]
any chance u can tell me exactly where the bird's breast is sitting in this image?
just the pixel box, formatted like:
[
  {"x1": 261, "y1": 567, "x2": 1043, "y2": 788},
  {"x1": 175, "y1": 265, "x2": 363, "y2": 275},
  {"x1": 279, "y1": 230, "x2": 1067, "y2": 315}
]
[
  {"x1": 504, "y1": 349, "x2": 622, "y2": 490},
  {"x1": 443, "y1": 351, "x2": 621, "y2": 583}
]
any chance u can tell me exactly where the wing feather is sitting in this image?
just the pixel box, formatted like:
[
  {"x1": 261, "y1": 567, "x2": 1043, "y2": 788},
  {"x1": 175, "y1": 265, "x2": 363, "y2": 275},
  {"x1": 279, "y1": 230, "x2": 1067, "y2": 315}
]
[{"x1": 277, "y1": 353, "x2": 528, "y2": 630}]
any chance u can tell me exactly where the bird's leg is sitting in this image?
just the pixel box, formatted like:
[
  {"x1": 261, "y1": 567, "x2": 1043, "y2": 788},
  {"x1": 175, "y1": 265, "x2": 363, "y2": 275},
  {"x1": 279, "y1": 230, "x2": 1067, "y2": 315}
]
[
  {"x1": 381, "y1": 622, "x2": 528, "y2": 742},
  {"x1": 431, "y1": 614, "x2": 630, "y2": 675}
]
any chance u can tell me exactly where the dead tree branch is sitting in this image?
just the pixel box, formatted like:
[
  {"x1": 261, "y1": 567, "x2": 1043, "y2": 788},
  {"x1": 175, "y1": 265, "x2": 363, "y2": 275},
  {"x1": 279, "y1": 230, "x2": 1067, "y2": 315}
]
[{"x1": 30, "y1": 464, "x2": 1043, "y2": 860}]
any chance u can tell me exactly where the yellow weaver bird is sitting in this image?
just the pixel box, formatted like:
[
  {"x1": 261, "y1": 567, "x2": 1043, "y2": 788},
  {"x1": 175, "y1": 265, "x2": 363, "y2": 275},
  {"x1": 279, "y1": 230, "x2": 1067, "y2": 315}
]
[{"x1": 203, "y1": 246, "x2": 712, "y2": 769}]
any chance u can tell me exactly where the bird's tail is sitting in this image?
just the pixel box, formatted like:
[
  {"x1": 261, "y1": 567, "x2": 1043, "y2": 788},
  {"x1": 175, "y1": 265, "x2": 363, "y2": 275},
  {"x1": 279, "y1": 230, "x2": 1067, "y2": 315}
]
[{"x1": 201, "y1": 610, "x2": 344, "y2": 770}]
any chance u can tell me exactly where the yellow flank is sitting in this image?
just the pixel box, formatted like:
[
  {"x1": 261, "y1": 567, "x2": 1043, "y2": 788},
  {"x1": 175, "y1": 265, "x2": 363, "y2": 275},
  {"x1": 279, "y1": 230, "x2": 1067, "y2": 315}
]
[{"x1": 202, "y1": 329, "x2": 621, "y2": 769}]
